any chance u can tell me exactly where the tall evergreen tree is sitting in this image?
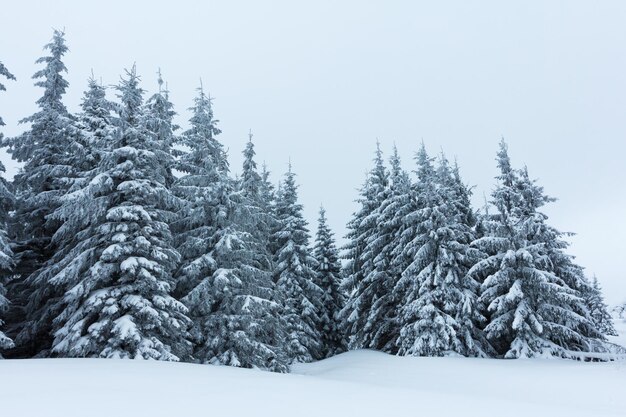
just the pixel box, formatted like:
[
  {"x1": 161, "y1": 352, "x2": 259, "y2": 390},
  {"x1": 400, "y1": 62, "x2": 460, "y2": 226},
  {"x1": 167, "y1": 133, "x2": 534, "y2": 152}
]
[
  {"x1": 228, "y1": 133, "x2": 286, "y2": 370},
  {"x1": 144, "y1": 70, "x2": 178, "y2": 188},
  {"x1": 518, "y1": 166, "x2": 601, "y2": 345},
  {"x1": 450, "y1": 159, "x2": 477, "y2": 228},
  {"x1": 172, "y1": 84, "x2": 226, "y2": 299},
  {"x1": 240, "y1": 133, "x2": 276, "y2": 249},
  {"x1": 179, "y1": 129, "x2": 287, "y2": 371},
  {"x1": 0, "y1": 61, "x2": 16, "y2": 355},
  {"x1": 340, "y1": 143, "x2": 390, "y2": 350},
  {"x1": 273, "y1": 165, "x2": 323, "y2": 363},
  {"x1": 393, "y1": 147, "x2": 486, "y2": 357},
  {"x1": 1, "y1": 30, "x2": 74, "y2": 355},
  {"x1": 260, "y1": 162, "x2": 276, "y2": 211},
  {"x1": 313, "y1": 206, "x2": 346, "y2": 357},
  {"x1": 470, "y1": 140, "x2": 600, "y2": 358},
  {"x1": 355, "y1": 145, "x2": 412, "y2": 353},
  {"x1": 11, "y1": 76, "x2": 115, "y2": 357},
  {"x1": 47, "y1": 66, "x2": 191, "y2": 360}
]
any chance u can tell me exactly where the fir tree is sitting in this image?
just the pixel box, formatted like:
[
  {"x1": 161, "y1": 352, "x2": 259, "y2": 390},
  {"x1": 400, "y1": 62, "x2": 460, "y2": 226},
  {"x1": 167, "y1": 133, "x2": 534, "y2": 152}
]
[
  {"x1": 260, "y1": 162, "x2": 276, "y2": 211},
  {"x1": 1, "y1": 30, "x2": 74, "y2": 356},
  {"x1": 241, "y1": 132, "x2": 262, "y2": 200},
  {"x1": 340, "y1": 142, "x2": 390, "y2": 350},
  {"x1": 172, "y1": 84, "x2": 226, "y2": 299},
  {"x1": 517, "y1": 166, "x2": 602, "y2": 346},
  {"x1": 144, "y1": 70, "x2": 178, "y2": 188},
  {"x1": 11, "y1": 76, "x2": 115, "y2": 357},
  {"x1": 0, "y1": 61, "x2": 16, "y2": 355},
  {"x1": 273, "y1": 165, "x2": 323, "y2": 363},
  {"x1": 313, "y1": 206, "x2": 346, "y2": 357},
  {"x1": 355, "y1": 145, "x2": 412, "y2": 353},
  {"x1": 47, "y1": 66, "x2": 191, "y2": 360},
  {"x1": 240, "y1": 133, "x2": 276, "y2": 249},
  {"x1": 584, "y1": 276, "x2": 617, "y2": 337},
  {"x1": 470, "y1": 140, "x2": 600, "y2": 358},
  {"x1": 394, "y1": 147, "x2": 486, "y2": 357},
  {"x1": 180, "y1": 130, "x2": 287, "y2": 371}
]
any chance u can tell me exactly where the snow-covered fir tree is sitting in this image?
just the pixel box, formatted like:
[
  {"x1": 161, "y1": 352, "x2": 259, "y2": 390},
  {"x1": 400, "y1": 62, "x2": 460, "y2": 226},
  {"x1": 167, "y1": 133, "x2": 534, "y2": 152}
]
[
  {"x1": 1, "y1": 30, "x2": 74, "y2": 356},
  {"x1": 516, "y1": 166, "x2": 605, "y2": 347},
  {"x1": 312, "y1": 206, "x2": 346, "y2": 357},
  {"x1": 450, "y1": 159, "x2": 477, "y2": 229},
  {"x1": 172, "y1": 84, "x2": 226, "y2": 298},
  {"x1": 45, "y1": 66, "x2": 191, "y2": 360},
  {"x1": 393, "y1": 147, "x2": 487, "y2": 357},
  {"x1": 340, "y1": 143, "x2": 391, "y2": 351},
  {"x1": 352, "y1": 145, "x2": 413, "y2": 353},
  {"x1": 9, "y1": 76, "x2": 116, "y2": 358},
  {"x1": 260, "y1": 162, "x2": 276, "y2": 210},
  {"x1": 367, "y1": 145, "x2": 417, "y2": 353},
  {"x1": 273, "y1": 165, "x2": 323, "y2": 363},
  {"x1": 143, "y1": 70, "x2": 178, "y2": 188},
  {"x1": 170, "y1": 89, "x2": 284, "y2": 370},
  {"x1": 584, "y1": 276, "x2": 616, "y2": 337},
  {"x1": 469, "y1": 140, "x2": 601, "y2": 358},
  {"x1": 226, "y1": 133, "x2": 286, "y2": 371},
  {"x1": 240, "y1": 133, "x2": 276, "y2": 250},
  {"x1": 0, "y1": 61, "x2": 16, "y2": 355},
  {"x1": 178, "y1": 126, "x2": 287, "y2": 371},
  {"x1": 171, "y1": 83, "x2": 228, "y2": 302}
]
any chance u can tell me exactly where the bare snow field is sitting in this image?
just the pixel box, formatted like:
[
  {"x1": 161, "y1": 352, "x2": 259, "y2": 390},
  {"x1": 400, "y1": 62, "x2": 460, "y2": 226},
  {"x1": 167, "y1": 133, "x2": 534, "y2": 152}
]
[{"x1": 1, "y1": 321, "x2": 625, "y2": 417}]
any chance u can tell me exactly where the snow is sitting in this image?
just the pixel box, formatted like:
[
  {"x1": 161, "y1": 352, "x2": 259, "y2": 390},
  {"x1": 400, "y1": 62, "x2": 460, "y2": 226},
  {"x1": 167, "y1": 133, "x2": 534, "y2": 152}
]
[{"x1": 2, "y1": 330, "x2": 626, "y2": 417}]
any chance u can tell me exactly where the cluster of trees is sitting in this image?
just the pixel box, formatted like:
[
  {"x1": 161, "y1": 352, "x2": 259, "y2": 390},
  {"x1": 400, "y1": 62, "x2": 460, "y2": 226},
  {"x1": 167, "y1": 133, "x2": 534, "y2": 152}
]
[
  {"x1": 341, "y1": 141, "x2": 618, "y2": 359},
  {"x1": 0, "y1": 31, "x2": 344, "y2": 369},
  {"x1": 0, "y1": 30, "x2": 619, "y2": 367}
]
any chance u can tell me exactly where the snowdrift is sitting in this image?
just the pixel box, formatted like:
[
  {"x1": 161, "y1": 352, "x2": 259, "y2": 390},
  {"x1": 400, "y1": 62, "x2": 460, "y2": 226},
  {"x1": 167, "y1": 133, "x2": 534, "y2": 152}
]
[{"x1": 2, "y1": 341, "x2": 626, "y2": 417}]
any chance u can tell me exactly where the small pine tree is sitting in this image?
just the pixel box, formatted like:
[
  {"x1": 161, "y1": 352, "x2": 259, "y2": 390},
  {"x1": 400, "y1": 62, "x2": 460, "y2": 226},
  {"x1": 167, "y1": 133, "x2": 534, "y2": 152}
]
[
  {"x1": 313, "y1": 206, "x2": 346, "y2": 357},
  {"x1": 273, "y1": 165, "x2": 323, "y2": 363},
  {"x1": 584, "y1": 276, "x2": 617, "y2": 337}
]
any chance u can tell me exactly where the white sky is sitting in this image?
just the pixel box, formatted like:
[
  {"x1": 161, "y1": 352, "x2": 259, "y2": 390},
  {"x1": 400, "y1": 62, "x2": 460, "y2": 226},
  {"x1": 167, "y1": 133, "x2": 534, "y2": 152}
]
[{"x1": 1, "y1": 1, "x2": 625, "y2": 304}]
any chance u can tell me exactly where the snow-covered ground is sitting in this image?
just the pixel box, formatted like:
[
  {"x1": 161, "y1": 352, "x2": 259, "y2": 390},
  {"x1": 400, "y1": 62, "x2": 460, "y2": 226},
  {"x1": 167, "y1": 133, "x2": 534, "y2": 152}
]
[{"x1": 2, "y1": 324, "x2": 626, "y2": 417}]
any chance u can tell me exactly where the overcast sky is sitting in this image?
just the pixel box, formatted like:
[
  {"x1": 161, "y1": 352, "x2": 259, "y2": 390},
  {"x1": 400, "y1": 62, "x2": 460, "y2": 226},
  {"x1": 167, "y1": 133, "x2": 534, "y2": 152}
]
[{"x1": 1, "y1": 1, "x2": 625, "y2": 304}]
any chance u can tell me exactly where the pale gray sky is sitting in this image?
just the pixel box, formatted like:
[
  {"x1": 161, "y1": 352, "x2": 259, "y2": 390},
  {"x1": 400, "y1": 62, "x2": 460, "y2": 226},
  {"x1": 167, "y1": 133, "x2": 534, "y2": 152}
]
[{"x1": 1, "y1": 1, "x2": 625, "y2": 304}]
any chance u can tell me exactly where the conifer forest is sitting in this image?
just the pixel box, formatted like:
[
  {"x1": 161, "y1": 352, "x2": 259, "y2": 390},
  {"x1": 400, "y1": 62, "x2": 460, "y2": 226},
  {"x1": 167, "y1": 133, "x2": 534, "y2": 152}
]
[{"x1": 0, "y1": 30, "x2": 623, "y2": 372}]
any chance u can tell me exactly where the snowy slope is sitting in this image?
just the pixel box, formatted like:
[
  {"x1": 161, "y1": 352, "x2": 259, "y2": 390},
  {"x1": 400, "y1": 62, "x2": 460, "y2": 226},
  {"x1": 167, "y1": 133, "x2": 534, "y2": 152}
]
[{"x1": 1, "y1": 330, "x2": 625, "y2": 417}]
